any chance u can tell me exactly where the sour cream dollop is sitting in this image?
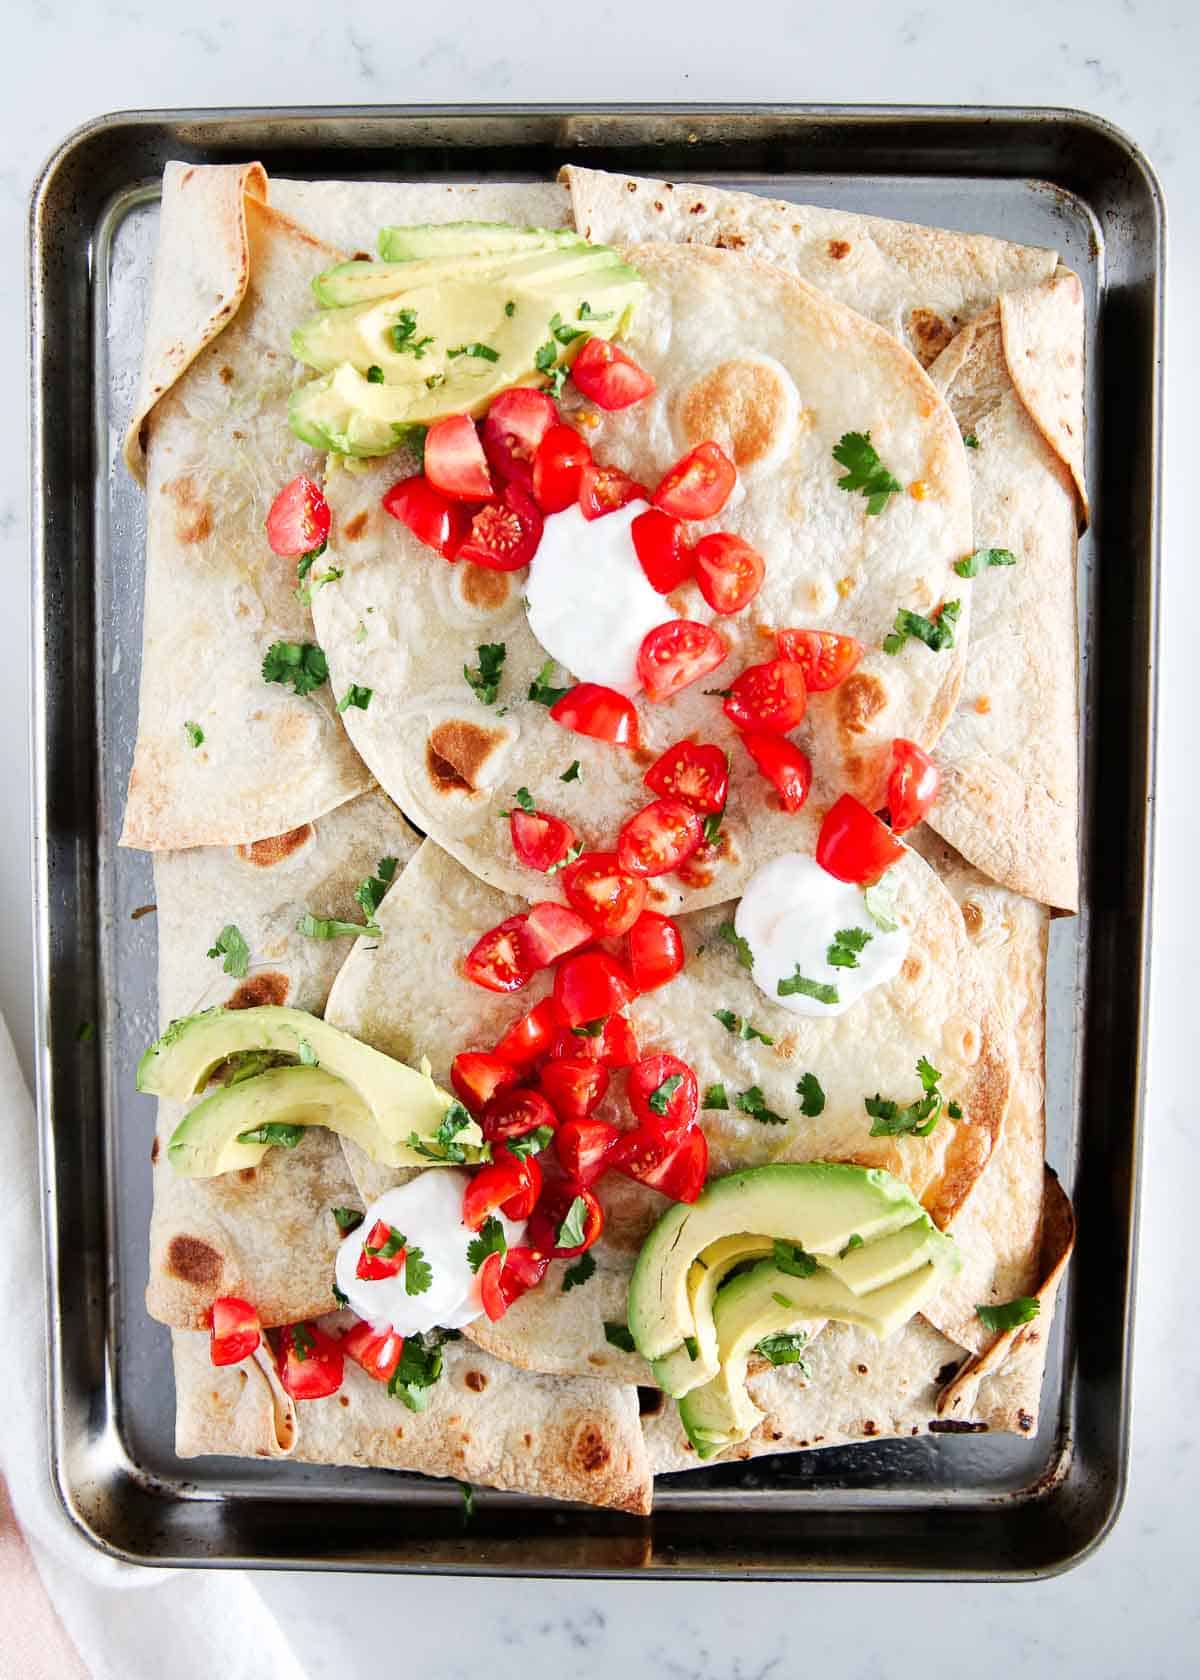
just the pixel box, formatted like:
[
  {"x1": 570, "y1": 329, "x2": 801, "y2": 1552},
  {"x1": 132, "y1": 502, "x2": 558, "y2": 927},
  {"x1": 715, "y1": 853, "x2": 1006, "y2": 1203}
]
[
  {"x1": 335, "y1": 1168, "x2": 525, "y2": 1336},
  {"x1": 734, "y1": 853, "x2": 909, "y2": 1019},
  {"x1": 525, "y1": 501, "x2": 674, "y2": 695}
]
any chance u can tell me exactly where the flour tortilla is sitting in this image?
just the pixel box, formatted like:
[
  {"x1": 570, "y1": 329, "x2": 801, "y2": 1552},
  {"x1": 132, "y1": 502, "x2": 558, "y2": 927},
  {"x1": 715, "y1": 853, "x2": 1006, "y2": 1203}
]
[
  {"x1": 146, "y1": 790, "x2": 420, "y2": 1330},
  {"x1": 315, "y1": 240, "x2": 973, "y2": 913},
  {"x1": 322, "y1": 837, "x2": 1011, "y2": 1381},
  {"x1": 268, "y1": 177, "x2": 571, "y2": 258},
  {"x1": 924, "y1": 277, "x2": 1083, "y2": 910},
  {"x1": 171, "y1": 1321, "x2": 654, "y2": 1515}
]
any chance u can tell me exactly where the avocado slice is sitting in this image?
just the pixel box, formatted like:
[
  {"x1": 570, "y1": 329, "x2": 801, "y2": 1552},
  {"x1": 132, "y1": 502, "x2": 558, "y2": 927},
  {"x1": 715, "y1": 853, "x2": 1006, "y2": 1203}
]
[
  {"x1": 821, "y1": 1217, "x2": 955, "y2": 1296},
  {"x1": 312, "y1": 244, "x2": 615, "y2": 309},
  {"x1": 649, "y1": 1231, "x2": 775, "y2": 1397},
  {"x1": 167, "y1": 1065, "x2": 381, "y2": 1176},
  {"x1": 378, "y1": 221, "x2": 586, "y2": 264},
  {"x1": 139, "y1": 1005, "x2": 481, "y2": 1171}
]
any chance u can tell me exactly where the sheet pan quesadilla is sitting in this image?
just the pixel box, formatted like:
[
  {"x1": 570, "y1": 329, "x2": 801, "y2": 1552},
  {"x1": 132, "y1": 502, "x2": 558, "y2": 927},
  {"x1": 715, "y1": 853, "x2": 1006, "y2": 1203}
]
[{"x1": 118, "y1": 160, "x2": 1084, "y2": 1513}]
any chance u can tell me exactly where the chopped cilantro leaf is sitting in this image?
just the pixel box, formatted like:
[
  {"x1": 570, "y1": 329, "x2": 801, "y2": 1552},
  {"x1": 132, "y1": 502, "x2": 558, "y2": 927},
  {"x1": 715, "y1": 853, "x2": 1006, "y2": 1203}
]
[
  {"x1": 388, "y1": 1336, "x2": 444, "y2": 1410},
  {"x1": 262, "y1": 640, "x2": 328, "y2": 697},
  {"x1": 459, "y1": 1481, "x2": 475, "y2": 1523},
  {"x1": 550, "y1": 311, "x2": 586, "y2": 346},
  {"x1": 771, "y1": 1292, "x2": 793, "y2": 1309},
  {"x1": 865, "y1": 1058, "x2": 947, "y2": 1138},
  {"x1": 332, "y1": 1206, "x2": 364, "y2": 1234},
  {"x1": 833, "y1": 431, "x2": 903, "y2": 516},
  {"x1": 773, "y1": 1239, "x2": 818, "y2": 1279},
  {"x1": 363, "y1": 1224, "x2": 406, "y2": 1260},
  {"x1": 884, "y1": 601, "x2": 961, "y2": 656},
  {"x1": 777, "y1": 966, "x2": 839, "y2": 1005},
  {"x1": 556, "y1": 1196, "x2": 590, "y2": 1251},
  {"x1": 755, "y1": 1332, "x2": 811, "y2": 1371},
  {"x1": 184, "y1": 721, "x2": 204, "y2": 748},
  {"x1": 449, "y1": 341, "x2": 500, "y2": 362},
  {"x1": 578, "y1": 301, "x2": 614, "y2": 322},
  {"x1": 464, "y1": 642, "x2": 506, "y2": 706},
  {"x1": 648, "y1": 1074, "x2": 684, "y2": 1116},
  {"x1": 402, "y1": 1245, "x2": 432, "y2": 1295},
  {"x1": 466, "y1": 1217, "x2": 508, "y2": 1274},
  {"x1": 826, "y1": 926, "x2": 873, "y2": 969},
  {"x1": 560, "y1": 760, "x2": 582, "y2": 782},
  {"x1": 504, "y1": 300, "x2": 516, "y2": 317},
  {"x1": 916, "y1": 1056, "x2": 941, "y2": 1092},
  {"x1": 207, "y1": 923, "x2": 250, "y2": 978},
  {"x1": 840, "y1": 1233, "x2": 864, "y2": 1257},
  {"x1": 702, "y1": 810, "x2": 724, "y2": 846},
  {"x1": 717, "y1": 922, "x2": 754, "y2": 970},
  {"x1": 76, "y1": 1021, "x2": 96, "y2": 1043},
  {"x1": 963, "y1": 432, "x2": 980, "y2": 449},
  {"x1": 534, "y1": 340, "x2": 557, "y2": 375},
  {"x1": 291, "y1": 1323, "x2": 315, "y2": 1360},
  {"x1": 572, "y1": 1016, "x2": 608, "y2": 1038},
  {"x1": 546, "y1": 840, "x2": 583, "y2": 876},
  {"x1": 604, "y1": 1321, "x2": 636, "y2": 1353},
  {"x1": 390, "y1": 311, "x2": 434, "y2": 357},
  {"x1": 337, "y1": 684, "x2": 373, "y2": 713},
  {"x1": 713, "y1": 1008, "x2": 774, "y2": 1046},
  {"x1": 406, "y1": 1100, "x2": 475, "y2": 1164},
  {"x1": 298, "y1": 912, "x2": 381, "y2": 941},
  {"x1": 736, "y1": 1085, "x2": 788, "y2": 1125},
  {"x1": 513, "y1": 786, "x2": 535, "y2": 812},
  {"x1": 704, "y1": 1083, "x2": 729, "y2": 1110},
  {"x1": 976, "y1": 1296, "x2": 1040, "y2": 1332},
  {"x1": 683, "y1": 1336, "x2": 699, "y2": 1361},
  {"x1": 528, "y1": 659, "x2": 569, "y2": 706},
  {"x1": 332, "y1": 1282, "x2": 349, "y2": 1307},
  {"x1": 296, "y1": 546, "x2": 323, "y2": 584},
  {"x1": 796, "y1": 1073, "x2": 826, "y2": 1117},
  {"x1": 562, "y1": 1252, "x2": 597, "y2": 1292},
  {"x1": 504, "y1": 1124, "x2": 555, "y2": 1161},
  {"x1": 366, "y1": 365, "x2": 384, "y2": 384},
  {"x1": 425, "y1": 373, "x2": 445, "y2": 390},
  {"x1": 236, "y1": 1121, "x2": 305, "y2": 1148},
  {"x1": 954, "y1": 547, "x2": 1018, "y2": 578},
  {"x1": 948, "y1": 1100, "x2": 964, "y2": 1120},
  {"x1": 354, "y1": 856, "x2": 398, "y2": 921}
]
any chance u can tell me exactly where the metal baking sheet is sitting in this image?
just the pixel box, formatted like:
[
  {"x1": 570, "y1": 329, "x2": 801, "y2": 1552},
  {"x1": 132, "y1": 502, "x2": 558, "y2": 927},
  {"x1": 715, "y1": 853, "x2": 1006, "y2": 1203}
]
[{"x1": 29, "y1": 106, "x2": 1161, "y2": 1579}]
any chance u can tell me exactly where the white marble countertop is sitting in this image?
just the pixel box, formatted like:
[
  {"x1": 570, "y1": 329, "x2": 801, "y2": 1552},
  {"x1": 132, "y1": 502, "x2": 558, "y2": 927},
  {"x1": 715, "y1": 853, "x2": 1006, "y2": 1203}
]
[{"x1": 7, "y1": 0, "x2": 1194, "y2": 1671}]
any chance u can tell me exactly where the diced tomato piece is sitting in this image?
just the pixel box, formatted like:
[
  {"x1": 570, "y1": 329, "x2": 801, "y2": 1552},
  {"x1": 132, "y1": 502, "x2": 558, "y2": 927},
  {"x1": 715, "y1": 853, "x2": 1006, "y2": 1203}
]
[
  {"x1": 644, "y1": 740, "x2": 729, "y2": 814},
  {"x1": 627, "y1": 910, "x2": 685, "y2": 991},
  {"x1": 554, "y1": 950, "x2": 637, "y2": 1028},
  {"x1": 278, "y1": 1323, "x2": 344, "y2": 1401},
  {"x1": 480, "y1": 1086, "x2": 558, "y2": 1144},
  {"x1": 549, "y1": 684, "x2": 639, "y2": 746},
  {"x1": 631, "y1": 507, "x2": 695, "y2": 593},
  {"x1": 617, "y1": 798, "x2": 705, "y2": 878},
  {"x1": 817, "y1": 793, "x2": 907, "y2": 885},
  {"x1": 775, "y1": 628, "x2": 864, "y2": 691},
  {"x1": 578, "y1": 462, "x2": 646, "y2": 521},
  {"x1": 628, "y1": 1052, "x2": 700, "y2": 1132},
  {"x1": 652, "y1": 442, "x2": 737, "y2": 520},
  {"x1": 479, "y1": 1244, "x2": 550, "y2": 1319},
  {"x1": 510, "y1": 807, "x2": 579, "y2": 873},
  {"x1": 457, "y1": 482, "x2": 543, "y2": 571},
  {"x1": 462, "y1": 1153, "x2": 543, "y2": 1230},
  {"x1": 638, "y1": 620, "x2": 728, "y2": 702},
  {"x1": 540, "y1": 1057, "x2": 609, "y2": 1122},
  {"x1": 522, "y1": 901, "x2": 593, "y2": 968},
  {"x1": 481, "y1": 388, "x2": 559, "y2": 487},
  {"x1": 555, "y1": 1118, "x2": 622, "y2": 1186},
  {"x1": 382, "y1": 474, "x2": 471, "y2": 559},
  {"x1": 610, "y1": 1124, "x2": 707, "y2": 1203},
  {"x1": 532, "y1": 423, "x2": 593, "y2": 513},
  {"x1": 209, "y1": 1296, "x2": 261, "y2": 1367},
  {"x1": 423, "y1": 413, "x2": 493, "y2": 502},
  {"x1": 887, "y1": 738, "x2": 940, "y2": 834},
  {"x1": 341, "y1": 1321, "x2": 404, "y2": 1384},
  {"x1": 740, "y1": 731, "x2": 812, "y2": 812},
  {"x1": 492, "y1": 997, "x2": 562, "y2": 1068},
  {"x1": 525, "y1": 1180, "x2": 604, "y2": 1258},
  {"x1": 723, "y1": 659, "x2": 807, "y2": 733},
  {"x1": 548, "y1": 1011, "x2": 638, "y2": 1069},
  {"x1": 463, "y1": 913, "x2": 534, "y2": 993},
  {"x1": 355, "y1": 1218, "x2": 406, "y2": 1281},
  {"x1": 451, "y1": 1050, "x2": 522, "y2": 1113},
  {"x1": 570, "y1": 338, "x2": 657, "y2": 410},
  {"x1": 562, "y1": 851, "x2": 646, "y2": 938},
  {"x1": 693, "y1": 532, "x2": 765, "y2": 614},
  {"x1": 266, "y1": 475, "x2": 331, "y2": 558},
  {"x1": 477, "y1": 1249, "x2": 508, "y2": 1320}
]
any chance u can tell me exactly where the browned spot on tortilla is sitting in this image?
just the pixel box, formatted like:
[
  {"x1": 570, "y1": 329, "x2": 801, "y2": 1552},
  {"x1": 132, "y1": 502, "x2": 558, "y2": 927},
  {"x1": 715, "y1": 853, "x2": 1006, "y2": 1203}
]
[
  {"x1": 1017, "y1": 1409, "x2": 1035, "y2": 1433},
  {"x1": 227, "y1": 971, "x2": 290, "y2": 1009},
  {"x1": 626, "y1": 181, "x2": 637, "y2": 192},
  {"x1": 339, "y1": 1394, "x2": 349, "y2": 1407},
  {"x1": 218, "y1": 365, "x2": 234, "y2": 385},
  {"x1": 837, "y1": 575, "x2": 856, "y2": 598},
  {"x1": 461, "y1": 564, "x2": 511, "y2": 609},
  {"x1": 341, "y1": 510, "x2": 369, "y2": 541},
  {"x1": 689, "y1": 202, "x2": 706, "y2": 215},
  {"x1": 901, "y1": 953, "x2": 923, "y2": 984},
  {"x1": 426, "y1": 719, "x2": 506, "y2": 796},
  {"x1": 638, "y1": 1390, "x2": 666, "y2": 1418},
  {"x1": 150, "y1": 1135, "x2": 160, "y2": 1164},
  {"x1": 936, "y1": 1360, "x2": 962, "y2": 1387},
  {"x1": 961, "y1": 901, "x2": 984, "y2": 935},
  {"x1": 463, "y1": 1370, "x2": 487, "y2": 1393},
  {"x1": 573, "y1": 1422, "x2": 612, "y2": 1473},
  {"x1": 181, "y1": 167, "x2": 195, "y2": 184},
  {"x1": 675, "y1": 358, "x2": 792, "y2": 470},
  {"x1": 909, "y1": 307, "x2": 955, "y2": 368},
  {"x1": 238, "y1": 1168, "x2": 257, "y2": 1184},
  {"x1": 857, "y1": 1364, "x2": 869, "y2": 1375},
  {"x1": 909, "y1": 480, "x2": 928, "y2": 501},
  {"x1": 654, "y1": 200, "x2": 664, "y2": 212},
  {"x1": 163, "y1": 475, "x2": 213, "y2": 545},
  {"x1": 827, "y1": 239, "x2": 851, "y2": 260},
  {"x1": 863, "y1": 1419, "x2": 878, "y2": 1436},
  {"x1": 231, "y1": 430, "x2": 245, "y2": 441},
  {"x1": 975, "y1": 695, "x2": 992, "y2": 714},
  {"x1": 713, "y1": 231, "x2": 746, "y2": 250},
  {"x1": 237, "y1": 824, "x2": 313, "y2": 867},
  {"x1": 836, "y1": 671, "x2": 887, "y2": 736},
  {"x1": 929, "y1": 1418, "x2": 987, "y2": 1434},
  {"x1": 166, "y1": 1235, "x2": 222, "y2": 1287},
  {"x1": 130, "y1": 902, "x2": 157, "y2": 920},
  {"x1": 523, "y1": 1432, "x2": 533, "y2": 1447},
  {"x1": 395, "y1": 1426, "x2": 404, "y2": 1439},
  {"x1": 352, "y1": 250, "x2": 372, "y2": 262}
]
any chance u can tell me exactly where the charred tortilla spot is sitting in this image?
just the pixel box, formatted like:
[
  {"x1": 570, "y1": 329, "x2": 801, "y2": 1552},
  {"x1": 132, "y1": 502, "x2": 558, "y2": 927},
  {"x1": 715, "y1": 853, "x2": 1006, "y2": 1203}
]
[
  {"x1": 150, "y1": 1135, "x2": 161, "y2": 1164},
  {"x1": 901, "y1": 954, "x2": 923, "y2": 985},
  {"x1": 166, "y1": 1235, "x2": 222, "y2": 1287},
  {"x1": 675, "y1": 358, "x2": 792, "y2": 470},
  {"x1": 460, "y1": 564, "x2": 511, "y2": 610},
  {"x1": 238, "y1": 1168, "x2": 257, "y2": 1185},
  {"x1": 341, "y1": 510, "x2": 369, "y2": 541},
  {"x1": 237, "y1": 824, "x2": 314, "y2": 867},
  {"x1": 863, "y1": 1419, "x2": 878, "y2": 1435},
  {"x1": 227, "y1": 971, "x2": 290, "y2": 1009},
  {"x1": 637, "y1": 1389, "x2": 666, "y2": 1418},
  {"x1": 975, "y1": 695, "x2": 992, "y2": 714},
  {"x1": 339, "y1": 1394, "x2": 349, "y2": 1406},
  {"x1": 908, "y1": 307, "x2": 956, "y2": 368},
  {"x1": 929, "y1": 1419, "x2": 987, "y2": 1434},
  {"x1": 463, "y1": 1369, "x2": 487, "y2": 1393},
  {"x1": 218, "y1": 365, "x2": 234, "y2": 385},
  {"x1": 426, "y1": 719, "x2": 506, "y2": 795},
  {"x1": 573, "y1": 1422, "x2": 612, "y2": 1474},
  {"x1": 713, "y1": 230, "x2": 746, "y2": 250},
  {"x1": 961, "y1": 900, "x2": 984, "y2": 935},
  {"x1": 836, "y1": 672, "x2": 887, "y2": 736},
  {"x1": 164, "y1": 475, "x2": 213, "y2": 545},
  {"x1": 827, "y1": 239, "x2": 851, "y2": 260}
]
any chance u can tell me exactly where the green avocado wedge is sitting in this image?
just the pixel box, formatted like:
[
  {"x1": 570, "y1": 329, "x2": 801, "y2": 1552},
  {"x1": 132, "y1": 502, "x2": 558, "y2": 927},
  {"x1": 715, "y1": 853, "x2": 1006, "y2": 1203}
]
[
  {"x1": 378, "y1": 221, "x2": 587, "y2": 264},
  {"x1": 140, "y1": 1005, "x2": 482, "y2": 1172},
  {"x1": 311, "y1": 243, "x2": 620, "y2": 309},
  {"x1": 167, "y1": 1065, "x2": 379, "y2": 1176}
]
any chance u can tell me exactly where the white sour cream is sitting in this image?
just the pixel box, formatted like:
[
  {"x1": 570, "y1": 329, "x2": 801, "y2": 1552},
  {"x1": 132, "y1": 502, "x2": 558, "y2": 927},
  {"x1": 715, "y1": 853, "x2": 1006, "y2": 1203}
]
[
  {"x1": 734, "y1": 853, "x2": 910, "y2": 1019},
  {"x1": 334, "y1": 1168, "x2": 526, "y2": 1336},
  {"x1": 525, "y1": 501, "x2": 676, "y2": 695}
]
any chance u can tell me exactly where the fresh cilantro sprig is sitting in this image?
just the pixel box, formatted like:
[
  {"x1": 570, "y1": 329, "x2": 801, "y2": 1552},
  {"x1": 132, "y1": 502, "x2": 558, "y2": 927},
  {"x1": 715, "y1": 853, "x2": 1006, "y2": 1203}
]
[
  {"x1": 403, "y1": 1245, "x2": 433, "y2": 1296},
  {"x1": 262, "y1": 640, "x2": 328, "y2": 697},
  {"x1": 448, "y1": 341, "x2": 500, "y2": 362},
  {"x1": 556, "y1": 1196, "x2": 590, "y2": 1250},
  {"x1": 390, "y1": 311, "x2": 434, "y2": 358},
  {"x1": 562, "y1": 1252, "x2": 596, "y2": 1292},
  {"x1": 560, "y1": 760, "x2": 582, "y2": 783},
  {"x1": 236, "y1": 1121, "x2": 305, "y2": 1148},
  {"x1": 407, "y1": 1100, "x2": 475, "y2": 1164},
  {"x1": 826, "y1": 926, "x2": 873, "y2": 970},
  {"x1": 704, "y1": 1083, "x2": 729, "y2": 1110},
  {"x1": 865, "y1": 1056, "x2": 954, "y2": 1138},
  {"x1": 833, "y1": 431, "x2": 903, "y2": 516},
  {"x1": 207, "y1": 923, "x2": 250, "y2": 978},
  {"x1": 337, "y1": 684, "x2": 372, "y2": 713},
  {"x1": 755, "y1": 1332, "x2": 811, "y2": 1372},
  {"x1": 354, "y1": 856, "x2": 398, "y2": 921},
  {"x1": 713, "y1": 1009, "x2": 774, "y2": 1046},
  {"x1": 716, "y1": 922, "x2": 754, "y2": 970},
  {"x1": 466, "y1": 1217, "x2": 508, "y2": 1273},
  {"x1": 883, "y1": 600, "x2": 961, "y2": 656},
  {"x1": 528, "y1": 659, "x2": 570, "y2": 706},
  {"x1": 504, "y1": 1125, "x2": 555, "y2": 1161},
  {"x1": 332, "y1": 1206, "x2": 364, "y2": 1234},
  {"x1": 796, "y1": 1073, "x2": 825, "y2": 1117},
  {"x1": 298, "y1": 912, "x2": 382, "y2": 941},
  {"x1": 647, "y1": 1074, "x2": 684, "y2": 1116},
  {"x1": 465, "y1": 642, "x2": 506, "y2": 706},
  {"x1": 954, "y1": 548, "x2": 1018, "y2": 578},
  {"x1": 364, "y1": 1223, "x2": 406, "y2": 1260},
  {"x1": 736, "y1": 1086, "x2": 788, "y2": 1125},
  {"x1": 604, "y1": 1321, "x2": 636, "y2": 1353},
  {"x1": 777, "y1": 966, "x2": 839, "y2": 1005},
  {"x1": 773, "y1": 1239, "x2": 818, "y2": 1279},
  {"x1": 184, "y1": 721, "x2": 204, "y2": 748},
  {"x1": 976, "y1": 1296, "x2": 1040, "y2": 1333},
  {"x1": 840, "y1": 1233, "x2": 864, "y2": 1257},
  {"x1": 388, "y1": 1335, "x2": 444, "y2": 1410}
]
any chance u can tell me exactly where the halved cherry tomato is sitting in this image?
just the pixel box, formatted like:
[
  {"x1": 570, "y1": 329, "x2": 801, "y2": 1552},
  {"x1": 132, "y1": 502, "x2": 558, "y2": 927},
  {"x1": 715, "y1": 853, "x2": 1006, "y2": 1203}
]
[
  {"x1": 209, "y1": 1296, "x2": 261, "y2": 1367},
  {"x1": 480, "y1": 1086, "x2": 558, "y2": 1144},
  {"x1": 627, "y1": 910, "x2": 685, "y2": 991},
  {"x1": 554, "y1": 951, "x2": 637, "y2": 1029},
  {"x1": 522, "y1": 901, "x2": 593, "y2": 968},
  {"x1": 609, "y1": 1124, "x2": 707, "y2": 1203},
  {"x1": 644, "y1": 740, "x2": 728, "y2": 813},
  {"x1": 463, "y1": 914, "x2": 534, "y2": 993},
  {"x1": 510, "y1": 807, "x2": 578, "y2": 873},
  {"x1": 562, "y1": 851, "x2": 646, "y2": 937},
  {"x1": 887, "y1": 738, "x2": 940, "y2": 834},
  {"x1": 356, "y1": 1219, "x2": 406, "y2": 1281},
  {"x1": 532, "y1": 423, "x2": 593, "y2": 513},
  {"x1": 451, "y1": 1050, "x2": 522, "y2": 1113},
  {"x1": 266, "y1": 475, "x2": 331, "y2": 557},
  {"x1": 462, "y1": 1153, "x2": 543, "y2": 1230},
  {"x1": 775, "y1": 628, "x2": 864, "y2": 691},
  {"x1": 278, "y1": 1323, "x2": 344, "y2": 1401},
  {"x1": 457, "y1": 482, "x2": 543, "y2": 571},
  {"x1": 548, "y1": 1012, "x2": 638, "y2": 1069},
  {"x1": 579, "y1": 462, "x2": 645, "y2": 521},
  {"x1": 555, "y1": 1118, "x2": 622, "y2": 1186},
  {"x1": 540, "y1": 1058, "x2": 609, "y2": 1122},
  {"x1": 526, "y1": 1180, "x2": 604, "y2": 1258},
  {"x1": 631, "y1": 508, "x2": 694, "y2": 593},
  {"x1": 723, "y1": 659, "x2": 807, "y2": 733},
  {"x1": 423, "y1": 413, "x2": 493, "y2": 502},
  {"x1": 638, "y1": 620, "x2": 728, "y2": 702},
  {"x1": 570, "y1": 338, "x2": 657, "y2": 410},
  {"x1": 693, "y1": 532, "x2": 765, "y2": 614},
  {"x1": 477, "y1": 1249, "x2": 507, "y2": 1320},
  {"x1": 382, "y1": 474, "x2": 471, "y2": 559},
  {"x1": 817, "y1": 793, "x2": 907, "y2": 885},
  {"x1": 628, "y1": 1052, "x2": 699, "y2": 1131},
  {"x1": 740, "y1": 731, "x2": 812, "y2": 812},
  {"x1": 341, "y1": 1321, "x2": 403, "y2": 1384},
  {"x1": 652, "y1": 441, "x2": 737, "y2": 520},
  {"x1": 550, "y1": 684, "x2": 639, "y2": 746},
  {"x1": 617, "y1": 798, "x2": 704, "y2": 878},
  {"x1": 492, "y1": 997, "x2": 562, "y2": 1067},
  {"x1": 479, "y1": 1244, "x2": 550, "y2": 1319},
  {"x1": 481, "y1": 388, "x2": 559, "y2": 486}
]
